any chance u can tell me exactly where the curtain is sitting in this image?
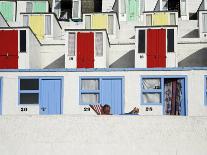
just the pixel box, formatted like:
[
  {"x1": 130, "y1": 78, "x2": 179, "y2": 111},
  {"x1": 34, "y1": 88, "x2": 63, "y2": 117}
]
[
  {"x1": 146, "y1": 14, "x2": 152, "y2": 26},
  {"x1": 142, "y1": 78, "x2": 161, "y2": 90},
  {"x1": 108, "y1": 15, "x2": 114, "y2": 34},
  {"x1": 26, "y1": 2, "x2": 33, "y2": 12},
  {"x1": 85, "y1": 15, "x2": 91, "y2": 29},
  {"x1": 23, "y1": 15, "x2": 29, "y2": 26},
  {"x1": 143, "y1": 93, "x2": 161, "y2": 104},
  {"x1": 73, "y1": 1, "x2": 79, "y2": 18},
  {"x1": 170, "y1": 13, "x2": 176, "y2": 25},
  {"x1": 164, "y1": 79, "x2": 182, "y2": 115},
  {"x1": 45, "y1": 15, "x2": 51, "y2": 35},
  {"x1": 81, "y1": 93, "x2": 99, "y2": 104},
  {"x1": 68, "y1": 32, "x2": 75, "y2": 56},
  {"x1": 95, "y1": 32, "x2": 103, "y2": 56},
  {"x1": 81, "y1": 79, "x2": 99, "y2": 90},
  {"x1": 203, "y1": 13, "x2": 207, "y2": 33}
]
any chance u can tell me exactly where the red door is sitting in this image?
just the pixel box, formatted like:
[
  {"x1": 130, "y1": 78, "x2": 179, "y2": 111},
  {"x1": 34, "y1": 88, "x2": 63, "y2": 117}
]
[
  {"x1": 77, "y1": 32, "x2": 94, "y2": 68},
  {"x1": 0, "y1": 30, "x2": 18, "y2": 69},
  {"x1": 147, "y1": 29, "x2": 166, "y2": 68}
]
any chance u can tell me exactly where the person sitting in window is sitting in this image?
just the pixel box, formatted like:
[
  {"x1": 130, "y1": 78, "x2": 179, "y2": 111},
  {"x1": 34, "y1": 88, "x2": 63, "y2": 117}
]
[{"x1": 89, "y1": 104, "x2": 111, "y2": 115}]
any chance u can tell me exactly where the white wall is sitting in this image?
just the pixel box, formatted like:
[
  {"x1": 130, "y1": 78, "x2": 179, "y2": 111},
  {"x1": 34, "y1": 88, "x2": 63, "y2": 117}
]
[
  {"x1": 0, "y1": 115, "x2": 207, "y2": 155},
  {"x1": 1, "y1": 69, "x2": 207, "y2": 116}
]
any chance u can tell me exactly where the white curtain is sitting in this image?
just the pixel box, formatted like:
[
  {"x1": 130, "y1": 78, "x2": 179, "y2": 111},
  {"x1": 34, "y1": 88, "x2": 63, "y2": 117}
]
[
  {"x1": 120, "y1": 0, "x2": 126, "y2": 14},
  {"x1": 142, "y1": 78, "x2": 161, "y2": 90},
  {"x1": 143, "y1": 93, "x2": 161, "y2": 104},
  {"x1": 108, "y1": 15, "x2": 114, "y2": 34},
  {"x1": 26, "y1": 2, "x2": 33, "y2": 12},
  {"x1": 180, "y1": 0, "x2": 187, "y2": 16},
  {"x1": 73, "y1": 1, "x2": 79, "y2": 18},
  {"x1": 81, "y1": 94, "x2": 99, "y2": 104},
  {"x1": 23, "y1": 15, "x2": 29, "y2": 26},
  {"x1": 95, "y1": 32, "x2": 103, "y2": 56},
  {"x1": 45, "y1": 15, "x2": 51, "y2": 35},
  {"x1": 203, "y1": 13, "x2": 207, "y2": 32},
  {"x1": 85, "y1": 15, "x2": 91, "y2": 29},
  {"x1": 146, "y1": 14, "x2": 152, "y2": 26},
  {"x1": 170, "y1": 13, "x2": 176, "y2": 25},
  {"x1": 81, "y1": 79, "x2": 99, "y2": 90},
  {"x1": 68, "y1": 33, "x2": 75, "y2": 56}
]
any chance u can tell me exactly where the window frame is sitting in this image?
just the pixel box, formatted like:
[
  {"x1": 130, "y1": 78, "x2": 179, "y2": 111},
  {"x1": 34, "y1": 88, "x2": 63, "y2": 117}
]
[
  {"x1": 68, "y1": 32, "x2": 76, "y2": 56},
  {"x1": 18, "y1": 77, "x2": 40, "y2": 105}
]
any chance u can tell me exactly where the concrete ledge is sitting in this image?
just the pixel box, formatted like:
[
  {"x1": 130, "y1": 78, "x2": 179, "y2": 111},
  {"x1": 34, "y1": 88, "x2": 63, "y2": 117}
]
[{"x1": 0, "y1": 115, "x2": 207, "y2": 155}]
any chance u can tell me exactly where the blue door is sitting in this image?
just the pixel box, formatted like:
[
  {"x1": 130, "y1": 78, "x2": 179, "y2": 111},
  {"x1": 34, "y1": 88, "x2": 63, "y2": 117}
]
[
  {"x1": 101, "y1": 78, "x2": 123, "y2": 115},
  {"x1": 40, "y1": 79, "x2": 62, "y2": 115}
]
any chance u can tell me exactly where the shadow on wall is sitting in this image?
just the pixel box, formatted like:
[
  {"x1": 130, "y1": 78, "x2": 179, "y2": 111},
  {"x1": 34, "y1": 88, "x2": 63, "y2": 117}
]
[
  {"x1": 179, "y1": 48, "x2": 207, "y2": 67},
  {"x1": 44, "y1": 55, "x2": 65, "y2": 69},
  {"x1": 109, "y1": 50, "x2": 135, "y2": 68},
  {"x1": 182, "y1": 29, "x2": 199, "y2": 38}
]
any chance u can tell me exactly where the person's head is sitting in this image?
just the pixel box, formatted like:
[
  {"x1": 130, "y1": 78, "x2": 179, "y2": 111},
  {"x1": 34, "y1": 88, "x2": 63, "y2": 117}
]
[{"x1": 102, "y1": 104, "x2": 111, "y2": 115}]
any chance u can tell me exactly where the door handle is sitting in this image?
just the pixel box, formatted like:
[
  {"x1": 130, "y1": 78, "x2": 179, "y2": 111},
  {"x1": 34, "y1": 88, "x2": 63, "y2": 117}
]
[
  {"x1": 6, "y1": 53, "x2": 8, "y2": 57},
  {"x1": 41, "y1": 107, "x2": 47, "y2": 111}
]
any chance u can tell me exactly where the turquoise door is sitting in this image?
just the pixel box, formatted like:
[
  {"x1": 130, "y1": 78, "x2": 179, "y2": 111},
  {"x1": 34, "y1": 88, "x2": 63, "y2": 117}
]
[
  {"x1": 127, "y1": 0, "x2": 138, "y2": 21},
  {"x1": 40, "y1": 79, "x2": 62, "y2": 115},
  {"x1": 101, "y1": 78, "x2": 123, "y2": 115}
]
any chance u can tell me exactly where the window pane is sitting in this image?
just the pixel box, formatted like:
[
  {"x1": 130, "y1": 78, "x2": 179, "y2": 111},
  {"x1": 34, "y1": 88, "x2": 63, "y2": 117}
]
[
  {"x1": 20, "y1": 30, "x2": 26, "y2": 53},
  {"x1": 73, "y1": 1, "x2": 79, "y2": 18},
  {"x1": 85, "y1": 15, "x2": 91, "y2": 29},
  {"x1": 181, "y1": 0, "x2": 186, "y2": 16},
  {"x1": 81, "y1": 79, "x2": 99, "y2": 90},
  {"x1": 95, "y1": 32, "x2": 103, "y2": 56},
  {"x1": 68, "y1": 32, "x2": 75, "y2": 56},
  {"x1": 23, "y1": 15, "x2": 29, "y2": 26},
  {"x1": 138, "y1": 30, "x2": 145, "y2": 53},
  {"x1": 142, "y1": 78, "x2": 161, "y2": 89},
  {"x1": 162, "y1": 0, "x2": 168, "y2": 10},
  {"x1": 167, "y1": 29, "x2": 174, "y2": 52},
  {"x1": 108, "y1": 15, "x2": 114, "y2": 34},
  {"x1": 26, "y1": 2, "x2": 33, "y2": 12},
  {"x1": 143, "y1": 93, "x2": 161, "y2": 104},
  {"x1": 170, "y1": 13, "x2": 176, "y2": 25},
  {"x1": 146, "y1": 14, "x2": 152, "y2": 26},
  {"x1": 20, "y1": 79, "x2": 39, "y2": 90},
  {"x1": 120, "y1": 0, "x2": 126, "y2": 14},
  {"x1": 203, "y1": 13, "x2": 207, "y2": 32},
  {"x1": 45, "y1": 15, "x2": 51, "y2": 35},
  {"x1": 20, "y1": 93, "x2": 39, "y2": 104},
  {"x1": 81, "y1": 93, "x2": 99, "y2": 104}
]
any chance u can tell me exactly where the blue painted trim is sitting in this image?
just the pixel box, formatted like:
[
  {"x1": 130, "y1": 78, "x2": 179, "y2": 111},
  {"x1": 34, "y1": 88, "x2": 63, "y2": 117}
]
[
  {"x1": 79, "y1": 76, "x2": 125, "y2": 114},
  {"x1": 2, "y1": 67, "x2": 207, "y2": 72},
  {"x1": 18, "y1": 76, "x2": 64, "y2": 114},
  {"x1": 204, "y1": 76, "x2": 207, "y2": 106},
  {"x1": 140, "y1": 75, "x2": 188, "y2": 116},
  {"x1": 0, "y1": 77, "x2": 2, "y2": 115}
]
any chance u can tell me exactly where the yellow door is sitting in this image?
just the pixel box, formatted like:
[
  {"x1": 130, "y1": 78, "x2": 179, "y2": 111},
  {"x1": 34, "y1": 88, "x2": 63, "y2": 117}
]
[
  {"x1": 153, "y1": 12, "x2": 168, "y2": 25},
  {"x1": 92, "y1": 14, "x2": 108, "y2": 29},
  {"x1": 29, "y1": 15, "x2": 44, "y2": 40}
]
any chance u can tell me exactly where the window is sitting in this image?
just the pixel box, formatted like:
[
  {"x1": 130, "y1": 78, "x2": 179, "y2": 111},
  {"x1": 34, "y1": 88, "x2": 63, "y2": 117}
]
[
  {"x1": 203, "y1": 13, "x2": 207, "y2": 33},
  {"x1": 85, "y1": 15, "x2": 91, "y2": 29},
  {"x1": 26, "y1": 2, "x2": 33, "y2": 12},
  {"x1": 205, "y1": 77, "x2": 207, "y2": 105},
  {"x1": 167, "y1": 29, "x2": 174, "y2": 52},
  {"x1": 120, "y1": 0, "x2": 126, "y2": 14},
  {"x1": 141, "y1": 78, "x2": 162, "y2": 105},
  {"x1": 108, "y1": 15, "x2": 114, "y2": 34},
  {"x1": 68, "y1": 32, "x2": 76, "y2": 56},
  {"x1": 23, "y1": 15, "x2": 29, "y2": 26},
  {"x1": 95, "y1": 32, "x2": 103, "y2": 56},
  {"x1": 20, "y1": 30, "x2": 26, "y2": 53},
  {"x1": 180, "y1": 0, "x2": 186, "y2": 16},
  {"x1": 19, "y1": 79, "x2": 39, "y2": 104},
  {"x1": 80, "y1": 79, "x2": 100, "y2": 104},
  {"x1": 45, "y1": 15, "x2": 51, "y2": 35},
  {"x1": 146, "y1": 14, "x2": 152, "y2": 26},
  {"x1": 162, "y1": 0, "x2": 168, "y2": 10},
  {"x1": 72, "y1": 1, "x2": 79, "y2": 18},
  {"x1": 138, "y1": 30, "x2": 145, "y2": 53},
  {"x1": 170, "y1": 13, "x2": 176, "y2": 25}
]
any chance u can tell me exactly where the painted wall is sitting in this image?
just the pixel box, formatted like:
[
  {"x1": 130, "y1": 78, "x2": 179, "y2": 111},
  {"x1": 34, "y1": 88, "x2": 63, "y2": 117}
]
[
  {"x1": 0, "y1": 116, "x2": 207, "y2": 155},
  {"x1": 0, "y1": 69, "x2": 207, "y2": 116}
]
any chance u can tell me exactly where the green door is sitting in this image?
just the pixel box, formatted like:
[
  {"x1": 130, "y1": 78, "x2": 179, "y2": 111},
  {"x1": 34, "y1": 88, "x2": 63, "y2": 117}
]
[
  {"x1": 33, "y1": 1, "x2": 46, "y2": 12},
  {"x1": 0, "y1": 1, "x2": 14, "y2": 21},
  {"x1": 127, "y1": 0, "x2": 139, "y2": 21}
]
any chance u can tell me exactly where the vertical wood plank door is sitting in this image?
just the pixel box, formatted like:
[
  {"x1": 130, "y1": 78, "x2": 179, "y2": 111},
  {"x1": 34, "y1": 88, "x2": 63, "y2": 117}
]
[
  {"x1": 40, "y1": 79, "x2": 62, "y2": 115},
  {"x1": 0, "y1": 30, "x2": 18, "y2": 69},
  {"x1": 77, "y1": 32, "x2": 94, "y2": 68},
  {"x1": 147, "y1": 29, "x2": 166, "y2": 68}
]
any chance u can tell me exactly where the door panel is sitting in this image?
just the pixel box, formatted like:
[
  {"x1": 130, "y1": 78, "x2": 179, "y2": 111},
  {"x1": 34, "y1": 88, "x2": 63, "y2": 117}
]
[
  {"x1": 33, "y1": 1, "x2": 46, "y2": 12},
  {"x1": 40, "y1": 79, "x2": 62, "y2": 115},
  {"x1": 92, "y1": 14, "x2": 107, "y2": 29},
  {"x1": 29, "y1": 15, "x2": 44, "y2": 40},
  {"x1": 157, "y1": 29, "x2": 166, "y2": 67},
  {"x1": 77, "y1": 32, "x2": 94, "y2": 68},
  {"x1": 101, "y1": 79, "x2": 122, "y2": 115},
  {"x1": 127, "y1": 0, "x2": 138, "y2": 21},
  {"x1": 147, "y1": 29, "x2": 157, "y2": 68}
]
